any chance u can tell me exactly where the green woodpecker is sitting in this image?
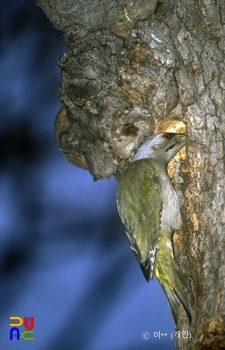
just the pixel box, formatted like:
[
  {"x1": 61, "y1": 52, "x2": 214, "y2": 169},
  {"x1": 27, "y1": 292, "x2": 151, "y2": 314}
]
[{"x1": 117, "y1": 132, "x2": 189, "y2": 322}]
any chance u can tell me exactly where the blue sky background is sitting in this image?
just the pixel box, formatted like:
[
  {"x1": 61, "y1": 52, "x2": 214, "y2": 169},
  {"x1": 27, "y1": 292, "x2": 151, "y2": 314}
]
[{"x1": 0, "y1": 1, "x2": 176, "y2": 349}]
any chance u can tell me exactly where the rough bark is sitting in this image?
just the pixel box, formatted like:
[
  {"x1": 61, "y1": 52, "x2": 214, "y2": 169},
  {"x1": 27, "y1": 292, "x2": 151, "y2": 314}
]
[{"x1": 36, "y1": 1, "x2": 225, "y2": 349}]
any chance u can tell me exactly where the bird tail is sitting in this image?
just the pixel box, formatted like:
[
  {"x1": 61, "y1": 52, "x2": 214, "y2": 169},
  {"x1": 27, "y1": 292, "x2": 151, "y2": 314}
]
[
  {"x1": 159, "y1": 276, "x2": 191, "y2": 324},
  {"x1": 156, "y1": 249, "x2": 191, "y2": 323}
]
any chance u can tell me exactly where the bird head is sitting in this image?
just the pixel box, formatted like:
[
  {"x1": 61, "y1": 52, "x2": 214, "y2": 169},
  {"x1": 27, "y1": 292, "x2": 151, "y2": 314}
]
[{"x1": 132, "y1": 133, "x2": 186, "y2": 164}]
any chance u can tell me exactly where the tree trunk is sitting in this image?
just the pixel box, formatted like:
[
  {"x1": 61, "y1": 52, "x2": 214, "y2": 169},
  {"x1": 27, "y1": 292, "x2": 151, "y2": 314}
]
[{"x1": 36, "y1": 0, "x2": 225, "y2": 348}]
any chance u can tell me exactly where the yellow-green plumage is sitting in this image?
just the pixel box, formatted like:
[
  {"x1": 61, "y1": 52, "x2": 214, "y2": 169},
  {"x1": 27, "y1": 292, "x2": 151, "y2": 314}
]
[
  {"x1": 116, "y1": 132, "x2": 190, "y2": 323},
  {"x1": 117, "y1": 159, "x2": 161, "y2": 280}
]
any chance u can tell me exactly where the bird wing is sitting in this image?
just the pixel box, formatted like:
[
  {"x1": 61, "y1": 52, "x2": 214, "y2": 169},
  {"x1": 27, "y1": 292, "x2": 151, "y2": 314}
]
[{"x1": 117, "y1": 159, "x2": 161, "y2": 281}]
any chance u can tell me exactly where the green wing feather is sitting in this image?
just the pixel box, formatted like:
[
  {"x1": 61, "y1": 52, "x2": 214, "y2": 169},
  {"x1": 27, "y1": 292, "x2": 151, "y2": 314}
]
[{"x1": 117, "y1": 159, "x2": 161, "y2": 281}]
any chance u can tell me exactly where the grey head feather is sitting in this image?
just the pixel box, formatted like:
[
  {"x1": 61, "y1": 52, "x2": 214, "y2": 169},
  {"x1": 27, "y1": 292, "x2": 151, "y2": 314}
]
[{"x1": 132, "y1": 133, "x2": 186, "y2": 164}]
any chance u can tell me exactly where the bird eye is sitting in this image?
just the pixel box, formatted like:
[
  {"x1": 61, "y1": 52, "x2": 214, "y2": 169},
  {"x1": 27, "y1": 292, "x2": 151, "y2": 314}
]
[
  {"x1": 162, "y1": 133, "x2": 174, "y2": 140},
  {"x1": 162, "y1": 133, "x2": 170, "y2": 139}
]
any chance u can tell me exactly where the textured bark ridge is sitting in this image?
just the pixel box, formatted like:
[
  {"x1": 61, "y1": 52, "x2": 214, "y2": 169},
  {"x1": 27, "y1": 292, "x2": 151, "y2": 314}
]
[{"x1": 37, "y1": 1, "x2": 225, "y2": 349}]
